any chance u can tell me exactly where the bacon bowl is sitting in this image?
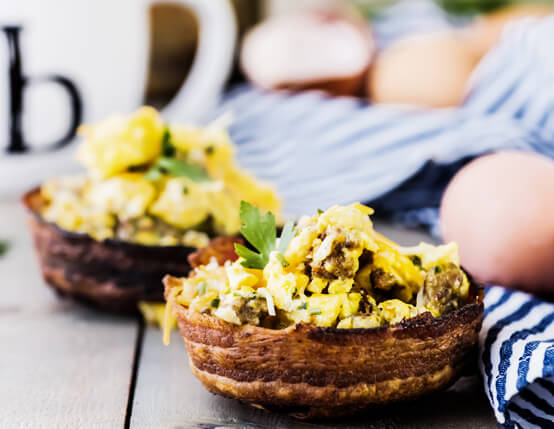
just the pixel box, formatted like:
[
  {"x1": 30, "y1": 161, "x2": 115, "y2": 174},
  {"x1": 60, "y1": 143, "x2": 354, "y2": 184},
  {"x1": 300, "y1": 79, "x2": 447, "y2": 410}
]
[
  {"x1": 164, "y1": 270, "x2": 483, "y2": 418},
  {"x1": 23, "y1": 187, "x2": 238, "y2": 313}
]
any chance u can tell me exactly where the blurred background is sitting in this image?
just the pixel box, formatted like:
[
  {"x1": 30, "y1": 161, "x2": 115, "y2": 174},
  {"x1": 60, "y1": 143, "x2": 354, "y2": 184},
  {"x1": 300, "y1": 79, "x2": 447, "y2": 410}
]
[
  {"x1": 145, "y1": 0, "x2": 553, "y2": 105},
  {"x1": 1, "y1": 0, "x2": 552, "y2": 196},
  {"x1": 1, "y1": 0, "x2": 553, "y2": 291}
]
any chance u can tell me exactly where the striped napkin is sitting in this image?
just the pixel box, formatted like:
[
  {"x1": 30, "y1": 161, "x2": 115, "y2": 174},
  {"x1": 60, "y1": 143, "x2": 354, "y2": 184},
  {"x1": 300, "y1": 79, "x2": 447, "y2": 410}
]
[{"x1": 206, "y1": 1, "x2": 554, "y2": 427}]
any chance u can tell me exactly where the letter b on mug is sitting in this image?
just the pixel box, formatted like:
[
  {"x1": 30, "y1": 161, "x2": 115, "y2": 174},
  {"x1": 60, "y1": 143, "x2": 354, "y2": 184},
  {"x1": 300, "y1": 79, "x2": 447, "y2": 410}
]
[
  {"x1": 2, "y1": 26, "x2": 82, "y2": 153},
  {"x1": 0, "y1": 0, "x2": 235, "y2": 196}
]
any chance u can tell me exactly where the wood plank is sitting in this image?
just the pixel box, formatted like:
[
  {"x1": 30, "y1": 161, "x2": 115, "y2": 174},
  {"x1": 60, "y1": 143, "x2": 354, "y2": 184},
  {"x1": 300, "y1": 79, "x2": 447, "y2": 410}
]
[
  {"x1": 131, "y1": 222, "x2": 497, "y2": 428},
  {"x1": 0, "y1": 201, "x2": 139, "y2": 429}
]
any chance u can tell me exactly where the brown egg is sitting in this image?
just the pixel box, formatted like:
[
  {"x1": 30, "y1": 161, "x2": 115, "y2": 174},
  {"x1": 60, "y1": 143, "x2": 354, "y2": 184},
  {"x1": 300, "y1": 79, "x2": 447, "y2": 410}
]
[
  {"x1": 468, "y1": 4, "x2": 553, "y2": 58},
  {"x1": 368, "y1": 32, "x2": 480, "y2": 108},
  {"x1": 440, "y1": 151, "x2": 554, "y2": 293},
  {"x1": 240, "y1": 10, "x2": 375, "y2": 97}
]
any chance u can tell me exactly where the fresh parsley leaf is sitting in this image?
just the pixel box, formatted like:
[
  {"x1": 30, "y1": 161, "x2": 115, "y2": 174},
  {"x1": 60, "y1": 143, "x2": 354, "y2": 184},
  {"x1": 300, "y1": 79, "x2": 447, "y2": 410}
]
[
  {"x1": 317, "y1": 208, "x2": 324, "y2": 214},
  {"x1": 235, "y1": 201, "x2": 276, "y2": 269},
  {"x1": 234, "y1": 201, "x2": 296, "y2": 270},
  {"x1": 0, "y1": 240, "x2": 9, "y2": 257},
  {"x1": 234, "y1": 243, "x2": 266, "y2": 270},
  {"x1": 240, "y1": 201, "x2": 276, "y2": 256},
  {"x1": 161, "y1": 126, "x2": 176, "y2": 157},
  {"x1": 144, "y1": 157, "x2": 211, "y2": 183},
  {"x1": 276, "y1": 253, "x2": 289, "y2": 267},
  {"x1": 157, "y1": 157, "x2": 211, "y2": 181},
  {"x1": 308, "y1": 308, "x2": 322, "y2": 315}
]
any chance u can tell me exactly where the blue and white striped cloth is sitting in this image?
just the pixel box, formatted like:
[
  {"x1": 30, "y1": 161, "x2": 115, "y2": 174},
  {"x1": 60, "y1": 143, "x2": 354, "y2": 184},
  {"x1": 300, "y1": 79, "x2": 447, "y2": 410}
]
[
  {"x1": 483, "y1": 287, "x2": 554, "y2": 428},
  {"x1": 208, "y1": 2, "x2": 554, "y2": 427}
]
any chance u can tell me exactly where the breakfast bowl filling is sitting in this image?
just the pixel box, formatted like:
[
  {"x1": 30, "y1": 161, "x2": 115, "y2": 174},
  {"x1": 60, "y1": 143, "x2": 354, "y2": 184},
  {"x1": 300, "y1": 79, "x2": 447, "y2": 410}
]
[
  {"x1": 163, "y1": 203, "x2": 482, "y2": 418},
  {"x1": 24, "y1": 107, "x2": 281, "y2": 311},
  {"x1": 164, "y1": 202, "x2": 470, "y2": 335},
  {"x1": 39, "y1": 107, "x2": 281, "y2": 247}
]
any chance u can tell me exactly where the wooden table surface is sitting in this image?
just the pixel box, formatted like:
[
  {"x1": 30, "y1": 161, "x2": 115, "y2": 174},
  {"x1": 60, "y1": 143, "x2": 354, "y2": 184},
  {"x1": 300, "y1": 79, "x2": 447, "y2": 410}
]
[{"x1": 0, "y1": 200, "x2": 499, "y2": 429}]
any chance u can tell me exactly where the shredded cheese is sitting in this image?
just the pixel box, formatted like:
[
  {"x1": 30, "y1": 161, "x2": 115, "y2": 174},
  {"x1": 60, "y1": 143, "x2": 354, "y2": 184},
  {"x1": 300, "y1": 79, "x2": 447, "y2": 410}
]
[{"x1": 257, "y1": 287, "x2": 276, "y2": 316}]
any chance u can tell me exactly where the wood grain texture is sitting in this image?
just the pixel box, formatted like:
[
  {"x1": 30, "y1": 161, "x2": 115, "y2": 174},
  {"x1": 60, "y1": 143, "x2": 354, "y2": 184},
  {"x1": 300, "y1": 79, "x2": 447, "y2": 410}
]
[
  {"x1": 0, "y1": 202, "x2": 138, "y2": 429},
  {"x1": 131, "y1": 223, "x2": 497, "y2": 429}
]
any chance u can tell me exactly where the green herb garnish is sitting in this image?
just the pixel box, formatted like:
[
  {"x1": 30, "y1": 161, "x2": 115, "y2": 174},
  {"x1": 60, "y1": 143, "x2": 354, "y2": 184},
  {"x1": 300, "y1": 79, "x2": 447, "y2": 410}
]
[
  {"x1": 409, "y1": 255, "x2": 422, "y2": 267},
  {"x1": 210, "y1": 297, "x2": 220, "y2": 308},
  {"x1": 205, "y1": 145, "x2": 215, "y2": 155},
  {"x1": 0, "y1": 240, "x2": 9, "y2": 257},
  {"x1": 233, "y1": 290, "x2": 256, "y2": 299},
  {"x1": 144, "y1": 157, "x2": 211, "y2": 182},
  {"x1": 234, "y1": 201, "x2": 295, "y2": 270},
  {"x1": 291, "y1": 287, "x2": 297, "y2": 298},
  {"x1": 298, "y1": 302, "x2": 307, "y2": 310},
  {"x1": 161, "y1": 126, "x2": 176, "y2": 157},
  {"x1": 317, "y1": 208, "x2": 324, "y2": 214},
  {"x1": 159, "y1": 157, "x2": 210, "y2": 181},
  {"x1": 434, "y1": 265, "x2": 443, "y2": 274},
  {"x1": 308, "y1": 308, "x2": 321, "y2": 315},
  {"x1": 276, "y1": 253, "x2": 289, "y2": 267}
]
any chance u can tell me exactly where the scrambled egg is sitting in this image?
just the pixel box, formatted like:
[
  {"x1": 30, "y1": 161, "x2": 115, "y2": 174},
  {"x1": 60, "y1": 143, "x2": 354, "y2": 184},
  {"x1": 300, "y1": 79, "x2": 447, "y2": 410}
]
[
  {"x1": 165, "y1": 204, "x2": 470, "y2": 331},
  {"x1": 40, "y1": 107, "x2": 281, "y2": 247},
  {"x1": 77, "y1": 107, "x2": 164, "y2": 179}
]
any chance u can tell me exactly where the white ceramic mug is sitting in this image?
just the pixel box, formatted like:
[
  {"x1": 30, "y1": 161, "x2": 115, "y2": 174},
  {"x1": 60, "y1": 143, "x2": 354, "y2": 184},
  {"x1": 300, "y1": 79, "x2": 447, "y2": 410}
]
[{"x1": 0, "y1": 0, "x2": 236, "y2": 197}]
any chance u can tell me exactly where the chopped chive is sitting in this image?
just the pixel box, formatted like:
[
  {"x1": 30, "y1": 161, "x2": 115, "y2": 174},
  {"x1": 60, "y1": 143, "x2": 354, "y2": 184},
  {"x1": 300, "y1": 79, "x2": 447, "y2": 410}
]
[
  {"x1": 298, "y1": 302, "x2": 307, "y2": 310},
  {"x1": 308, "y1": 308, "x2": 321, "y2": 315},
  {"x1": 210, "y1": 297, "x2": 220, "y2": 308},
  {"x1": 276, "y1": 252, "x2": 289, "y2": 267},
  {"x1": 233, "y1": 291, "x2": 255, "y2": 299}
]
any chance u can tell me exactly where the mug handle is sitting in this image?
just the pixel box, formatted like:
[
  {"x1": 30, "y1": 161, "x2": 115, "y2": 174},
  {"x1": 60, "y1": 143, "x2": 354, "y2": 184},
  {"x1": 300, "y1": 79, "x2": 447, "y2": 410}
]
[{"x1": 157, "y1": 0, "x2": 237, "y2": 123}]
